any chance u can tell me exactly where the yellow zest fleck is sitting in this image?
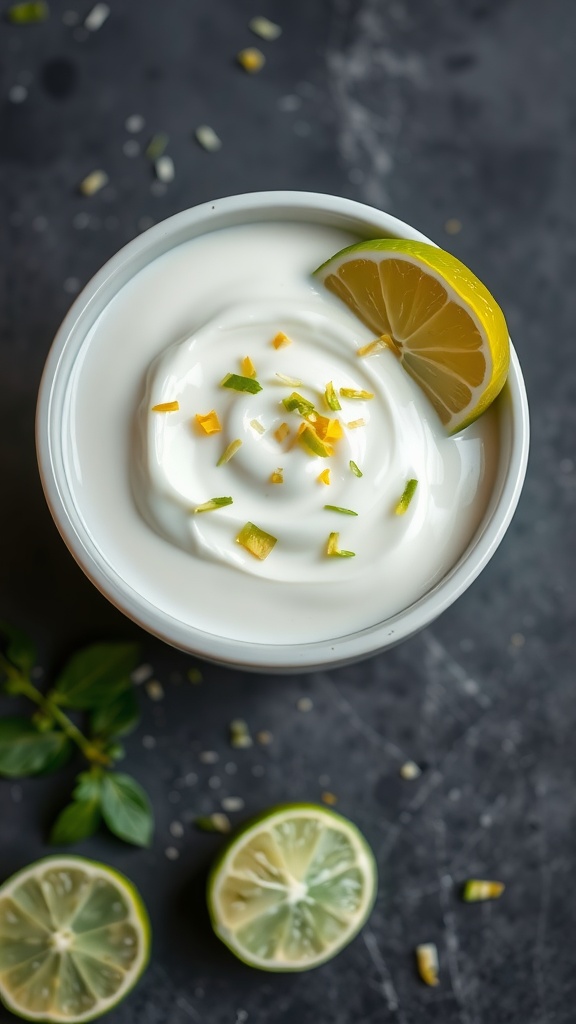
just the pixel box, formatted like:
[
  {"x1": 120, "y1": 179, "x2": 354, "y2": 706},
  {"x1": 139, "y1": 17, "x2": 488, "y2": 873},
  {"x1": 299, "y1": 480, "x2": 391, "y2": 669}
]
[
  {"x1": 272, "y1": 331, "x2": 291, "y2": 349},
  {"x1": 416, "y1": 944, "x2": 439, "y2": 987},
  {"x1": 236, "y1": 522, "x2": 277, "y2": 560},
  {"x1": 312, "y1": 415, "x2": 343, "y2": 442},
  {"x1": 79, "y1": 169, "x2": 109, "y2": 196},
  {"x1": 270, "y1": 468, "x2": 284, "y2": 484},
  {"x1": 217, "y1": 439, "x2": 242, "y2": 466},
  {"x1": 347, "y1": 418, "x2": 366, "y2": 429},
  {"x1": 275, "y1": 422, "x2": 290, "y2": 443},
  {"x1": 195, "y1": 410, "x2": 222, "y2": 434},
  {"x1": 241, "y1": 356, "x2": 257, "y2": 378},
  {"x1": 400, "y1": 761, "x2": 421, "y2": 780},
  {"x1": 298, "y1": 425, "x2": 333, "y2": 458},
  {"x1": 357, "y1": 336, "x2": 390, "y2": 357},
  {"x1": 462, "y1": 880, "x2": 505, "y2": 903},
  {"x1": 321, "y1": 791, "x2": 338, "y2": 806},
  {"x1": 237, "y1": 47, "x2": 266, "y2": 73},
  {"x1": 326, "y1": 532, "x2": 355, "y2": 558},
  {"x1": 275, "y1": 372, "x2": 303, "y2": 386},
  {"x1": 317, "y1": 469, "x2": 331, "y2": 486},
  {"x1": 250, "y1": 418, "x2": 265, "y2": 434},
  {"x1": 152, "y1": 401, "x2": 179, "y2": 413},
  {"x1": 340, "y1": 387, "x2": 374, "y2": 400}
]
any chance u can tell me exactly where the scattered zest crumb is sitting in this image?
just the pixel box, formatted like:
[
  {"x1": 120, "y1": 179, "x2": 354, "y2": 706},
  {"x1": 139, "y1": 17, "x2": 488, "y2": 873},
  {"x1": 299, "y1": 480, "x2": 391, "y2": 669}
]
[
  {"x1": 416, "y1": 944, "x2": 439, "y2": 986},
  {"x1": 221, "y1": 796, "x2": 245, "y2": 812},
  {"x1": 326, "y1": 532, "x2": 355, "y2": 558},
  {"x1": 400, "y1": 760, "x2": 421, "y2": 780},
  {"x1": 230, "y1": 718, "x2": 253, "y2": 748},
  {"x1": 195, "y1": 813, "x2": 231, "y2": 834},
  {"x1": 347, "y1": 418, "x2": 365, "y2": 429},
  {"x1": 237, "y1": 47, "x2": 266, "y2": 73},
  {"x1": 270, "y1": 468, "x2": 284, "y2": 484},
  {"x1": 217, "y1": 439, "x2": 242, "y2": 466},
  {"x1": 79, "y1": 170, "x2": 108, "y2": 196},
  {"x1": 187, "y1": 667, "x2": 203, "y2": 684},
  {"x1": 272, "y1": 331, "x2": 291, "y2": 349},
  {"x1": 395, "y1": 478, "x2": 418, "y2": 515},
  {"x1": 236, "y1": 522, "x2": 277, "y2": 560},
  {"x1": 249, "y1": 15, "x2": 282, "y2": 40},
  {"x1": 297, "y1": 697, "x2": 313, "y2": 712},
  {"x1": 274, "y1": 422, "x2": 290, "y2": 443},
  {"x1": 340, "y1": 387, "x2": 374, "y2": 400},
  {"x1": 165, "y1": 846, "x2": 180, "y2": 860},
  {"x1": 318, "y1": 468, "x2": 331, "y2": 485},
  {"x1": 7, "y1": 1, "x2": 48, "y2": 23},
  {"x1": 195, "y1": 124, "x2": 222, "y2": 152},
  {"x1": 194, "y1": 496, "x2": 233, "y2": 513},
  {"x1": 256, "y1": 730, "x2": 273, "y2": 745},
  {"x1": 357, "y1": 336, "x2": 389, "y2": 357},
  {"x1": 275, "y1": 373, "x2": 303, "y2": 386},
  {"x1": 155, "y1": 155, "x2": 175, "y2": 183},
  {"x1": 152, "y1": 400, "x2": 179, "y2": 413},
  {"x1": 145, "y1": 680, "x2": 164, "y2": 702},
  {"x1": 462, "y1": 879, "x2": 505, "y2": 902},
  {"x1": 322, "y1": 791, "x2": 338, "y2": 806},
  {"x1": 250, "y1": 418, "x2": 265, "y2": 434},
  {"x1": 195, "y1": 410, "x2": 222, "y2": 435},
  {"x1": 84, "y1": 2, "x2": 109, "y2": 31},
  {"x1": 241, "y1": 356, "x2": 257, "y2": 378}
]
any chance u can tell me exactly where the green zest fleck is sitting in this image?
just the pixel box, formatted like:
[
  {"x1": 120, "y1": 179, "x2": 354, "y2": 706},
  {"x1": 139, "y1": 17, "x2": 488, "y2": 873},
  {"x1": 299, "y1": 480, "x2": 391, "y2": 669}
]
[
  {"x1": 194, "y1": 497, "x2": 233, "y2": 513},
  {"x1": 349, "y1": 460, "x2": 363, "y2": 478},
  {"x1": 395, "y1": 478, "x2": 418, "y2": 515},
  {"x1": 217, "y1": 439, "x2": 242, "y2": 466},
  {"x1": 236, "y1": 522, "x2": 277, "y2": 560},
  {"x1": 7, "y1": 1, "x2": 48, "y2": 22},
  {"x1": 298, "y1": 425, "x2": 332, "y2": 458},
  {"x1": 326, "y1": 533, "x2": 355, "y2": 558},
  {"x1": 145, "y1": 133, "x2": 169, "y2": 160},
  {"x1": 462, "y1": 879, "x2": 505, "y2": 902},
  {"x1": 282, "y1": 391, "x2": 315, "y2": 416},
  {"x1": 339, "y1": 387, "x2": 374, "y2": 400},
  {"x1": 324, "y1": 505, "x2": 358, "y2": 516},
  {"x1": 324, "y1": 381, "x2": 341, "y2": 411},
  {"x1": 221, "y1": 373, "x2": 263, "y2": 394}
]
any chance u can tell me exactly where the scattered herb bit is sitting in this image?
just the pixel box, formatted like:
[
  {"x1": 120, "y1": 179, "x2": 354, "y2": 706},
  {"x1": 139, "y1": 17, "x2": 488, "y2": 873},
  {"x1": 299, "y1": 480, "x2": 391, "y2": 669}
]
[
  {"x1": 395, "y1": 478, "x2": 418, "y2": 515},
  {"x1": 221, "y1": 372, "x2": 263, "y2": 394},
  {"x1": 152, "y1": 400, "x2": 179, "y2": 413},
  {"x1": 221, "y1": 796, "x2": 245, "y2": 812},
  {"x1": 326, "y1": 533, "x2": 355, "y2": 558},
  {"x1": 256, "y1": 730, "x2": 273, "y2": 745},
  {"x1": 324, "y1": 381, "x2": 341, "y2": 411},
  {"x1": 349, "y1": 460, "x2": 363, "y2": 478},
  {"x1": 237, "y1": 47, "x2": 265, "y2": 73},
  {"x1": 299, "y1": 425, "x2": 333, "y2": 458},
  {"x1": 195, "y1": 124, "x2": 222, "y2": 152},
  {"x1": 275, "y1": 372, "x2": 304, "y2": 386},
  {"x1": 416, "y1": 944, "x2": 439, "y2": 987},
  {"x1": 318, "y1": 468, "x2": 331, "y2": 485},
  {"x1": 229, "y1": 718, "x2": 253, "y2": 749},
  {"x1": 272, "y1": 331, "x2": 291, "y2": 349},
  {"x1": 270, "y1": 468, "x2": 284, "y2": 484},
  {"x1": 145, "y1": 680, "x2": 164, "y2": 702},
  {"x1": 194, "y1": 497, "x2": 234, "y2": 513},
  {"x1": 155, "y1": 155, "x2": 174, "y2": 183},
  {"x1": 195, "y1": 813, "x2": 231, "y2": 833},
  {"x1": 217, "y1": 439, "x2": 242, "y2": 466},
  {"x1": 187, "y1": 667, "x2": 203, "y2": 684},
  {"x1": 249, "y1": 15, "x2": 282, "y2": 40},
  {"x1": 84, "y1": 2, "x2": 109, "y2": 31},
  {"x1": 297, "y1": 697, "x2": 313, "y2": 712},
  {"x1": 340, "y1": 387, "x2": 374, "y2": 400},
  {"x1": 347, "y1": 418, "x2": 365, "y2": 429},
  {"x1": 322, "y1": 791, "x2": 338, "y2": 806},
  {"x1": 275, "y1": 421, "x2": 290, "y2": 443},
  {"x1": 6, "y1": 1, "x2": 48, "y2": 23},
  {"x1": 282, "y1": 391, "x2": 315, "y2": 416},
  {"x1": 462, "y1": 880, "x2": 505, "y2": 902},
  {"x1": 236, "y1": 522, "x2": 277, "y2": 560},
  {"x1": 196, "y1": 410, "x2": 222, "y2": 434},
  {"x1": 400, "y1": 760, "x2": 421, "y2": 780},
  {"x1": 79, "y1": 170, "x2": 109, "y2": 196},
  {"x1": 357, "y1": 336, "x2": 389, "y2": 357},
  {"x1": 324, "y1": 505, "x2": 358, "y2": 516},
  {"x1": 250, "y1": 418, "x2": 265, "y2": 434},
  {"x1": 241, "y1": 356, "x2": 257, "y2": 378},
  {"x1": 145, "y1": 133, "x2": 169, "y2": 161}
]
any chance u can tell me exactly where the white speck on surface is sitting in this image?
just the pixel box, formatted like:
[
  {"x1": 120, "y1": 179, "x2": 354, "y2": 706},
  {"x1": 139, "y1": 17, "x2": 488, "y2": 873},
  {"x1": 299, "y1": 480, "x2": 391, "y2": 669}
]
[
  {"x1": 169, "y1": 821, "x2": 184, "y2": 838},
  {"x1": 278, "y1": 94, "x2": 301, "y2": 112},
  {"x1": 146, "y1": 680, "x2": 164, "y2": 701},
  {"x1": 511, "y1": 632, "x2": 525, "y2": 648},
  {"x1": 235, "y1": 1011, "x2": 249, "y2": 1024},
  {"x1": 293, "y1": 120, "x2": 312, "y2": 137},
  {"x1": 195, "y1": 125, "x2": 222, "y2": 152},
  {"x1": 183, "y1": 772, "x2": 198, "y2": 786},
  {"x1": 400, "y1": 761, "x2": 421, "y2": 780},
  {"x1": 63, "y1": 10, "x2": 80, "y2": 25},
  {"x1": 11, "y1": 785, "x2": 22, "y2": 803},
  {"x1": 123, "y1": 139, "x2": 140, "y2": 158},
  {"x1": 318, "y1": 773, "x2": 330, "y2": 787},
  {"x1": 448, "y1": 788, "x2": 461, "y2": 802},
  {"x1": 560, "y1": 458, "x2": 574, "y2": 473},
  {"x1": 224, "y1": 762, "x2": 237, "y2": 775},
  {"x1": 85, "y1": 2, "x2": 110, "y2": 31},
  {"x1": 63, "y1": 277, "x2": 80, "y2": 294},
  {"x1": 480, "y1": 812, "x2": 493, "y2": 828},
  {"x1": 125, "y1": 113, "x2": 145, "y2": 133},
  {"x1": 208, "y1": 776, "x2": 221, "y2": 790},
  {"x1": 168, "y1": 790, "x2": 182, "y2": 804},
  {"x1": 131, "y1": 663, "x2": 153, "y2": 685},
  {"x1": 165, "y1": 846, "x2": 179, "y2": 861},
  {"x1": 32, "y1": 215, "x2": 48, "y2": 232},
  {"x1": 142, "y1": 735, "x2": 156, "y2": 750},
  {"x1": 199, "y1": 751, "x2": 219, "y2": 764},
  {"x1": 73, "y1": 212, "x2": 91, "y2": 230},
  {"x1": 221, "y1": 796, "x2": 245, "y2": 812},
  {"x1": 251, "y1": 765, "x2": 265, "y2": 778},
  {"x1": 249, "y1": 15, "x2": 281, "y2": 40},
  {"x1": 151, "y1": 181, "x2": 167, "y2": 197},
  {"x1": 155, "y1": 155, "x2": 174, "y2": 183},
  {"x1": 9, "y1": 84, "x2": 28, "y2": 103},
  {"x1": 297, "y1": 697, "x2": 313, "y2": 712}
]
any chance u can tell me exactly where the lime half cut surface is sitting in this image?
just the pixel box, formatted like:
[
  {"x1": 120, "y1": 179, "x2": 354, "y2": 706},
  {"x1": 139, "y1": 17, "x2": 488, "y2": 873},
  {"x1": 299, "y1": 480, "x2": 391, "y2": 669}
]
[
  {"x1": 207, "y1": 804, "x2": 377, "y2": 971},
  {"x1": 0, "y1": 856, "x2": 150, "y2": 1023}
]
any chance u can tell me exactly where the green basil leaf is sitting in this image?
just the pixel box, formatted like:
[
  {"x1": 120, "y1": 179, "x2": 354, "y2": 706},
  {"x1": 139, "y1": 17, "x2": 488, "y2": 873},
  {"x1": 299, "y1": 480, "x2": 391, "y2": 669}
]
[
  {"x1": 53, "y1": 643, "x2": 139, "y2": 710},
  {"x1": 0, "y1": 718, "x2": 70, "y2": 777},
  {"x1": 0, "y1": 622, "x2": 36, "y2": 675},
  {"x1": 101, "y1": 771, "x2": 153, "y2": 847},
  {"x1": 51, "y1": 797, "x2": 101, "y2": 845},
  {"x1": 90, "y1": 688, "x2": 140, "y2": 739},
  {"x1": 73, "y1": 770, "x2": 104, "y2": 802}
]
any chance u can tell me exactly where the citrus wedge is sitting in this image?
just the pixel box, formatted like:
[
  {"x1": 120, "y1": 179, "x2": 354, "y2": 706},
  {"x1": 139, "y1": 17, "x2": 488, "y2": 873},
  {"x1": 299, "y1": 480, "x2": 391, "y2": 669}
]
[
  {"x1": 315, "y1": 239, "x2": 510, "y2": 433},
  {"x1": 207, "y1": 803, "x2": 377, "y2": 971},
  {"x1": 0, "y1": 856, "x2": 150, "y2": 1023}
]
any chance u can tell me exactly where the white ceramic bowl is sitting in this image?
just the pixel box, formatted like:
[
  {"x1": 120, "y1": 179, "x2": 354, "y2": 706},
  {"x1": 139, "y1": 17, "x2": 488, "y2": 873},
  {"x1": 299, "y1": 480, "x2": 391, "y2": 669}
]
[{"x1": 36, "y1": 191, "x2": 529, "y2": 672}]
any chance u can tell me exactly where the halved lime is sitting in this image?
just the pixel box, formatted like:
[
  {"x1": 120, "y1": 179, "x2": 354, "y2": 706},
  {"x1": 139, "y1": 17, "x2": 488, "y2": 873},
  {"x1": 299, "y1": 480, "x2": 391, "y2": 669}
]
[
  {"x1": 207, "y1": 803, "x2": 377, "y2": 971},
  {"x1": 0, "y1": 856, "x2": 150, "y2": 1022}
]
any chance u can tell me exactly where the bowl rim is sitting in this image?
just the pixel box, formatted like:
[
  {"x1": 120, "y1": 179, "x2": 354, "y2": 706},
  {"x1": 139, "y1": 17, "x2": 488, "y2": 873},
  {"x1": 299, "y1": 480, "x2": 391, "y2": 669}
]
[{"x1": 36, "y1": 190, "x2": 530, "y2": 671}]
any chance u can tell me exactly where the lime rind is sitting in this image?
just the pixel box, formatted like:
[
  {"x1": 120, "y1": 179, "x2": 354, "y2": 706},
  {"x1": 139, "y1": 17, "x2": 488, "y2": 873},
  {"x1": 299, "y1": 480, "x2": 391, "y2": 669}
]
[
  {"x1": 0, "y1": 856, "x2": 150, "y2": 1023},
  {"x1": 207, "y1": 803, "x2": 377, "y2": 972}
]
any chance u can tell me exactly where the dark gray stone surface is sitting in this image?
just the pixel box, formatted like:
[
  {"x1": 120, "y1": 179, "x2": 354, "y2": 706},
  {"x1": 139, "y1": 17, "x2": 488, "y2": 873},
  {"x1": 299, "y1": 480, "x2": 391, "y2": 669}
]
[{"x1": 1, "y1": 0, "x2": 574, "y2": 1021}]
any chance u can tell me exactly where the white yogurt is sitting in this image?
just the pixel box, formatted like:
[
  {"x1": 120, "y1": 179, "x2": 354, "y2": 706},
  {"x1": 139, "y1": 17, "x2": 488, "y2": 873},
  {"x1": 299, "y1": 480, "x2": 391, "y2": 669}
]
[{"x1": 68, "y1": 221, "x2": 499, "y2": 644}]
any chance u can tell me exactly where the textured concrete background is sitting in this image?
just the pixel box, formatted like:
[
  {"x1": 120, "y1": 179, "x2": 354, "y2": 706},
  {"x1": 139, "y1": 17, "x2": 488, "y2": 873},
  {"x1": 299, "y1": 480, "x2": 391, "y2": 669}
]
[{"x1": 1, "y1": 1, "x2": 575, "y2": 1022}]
